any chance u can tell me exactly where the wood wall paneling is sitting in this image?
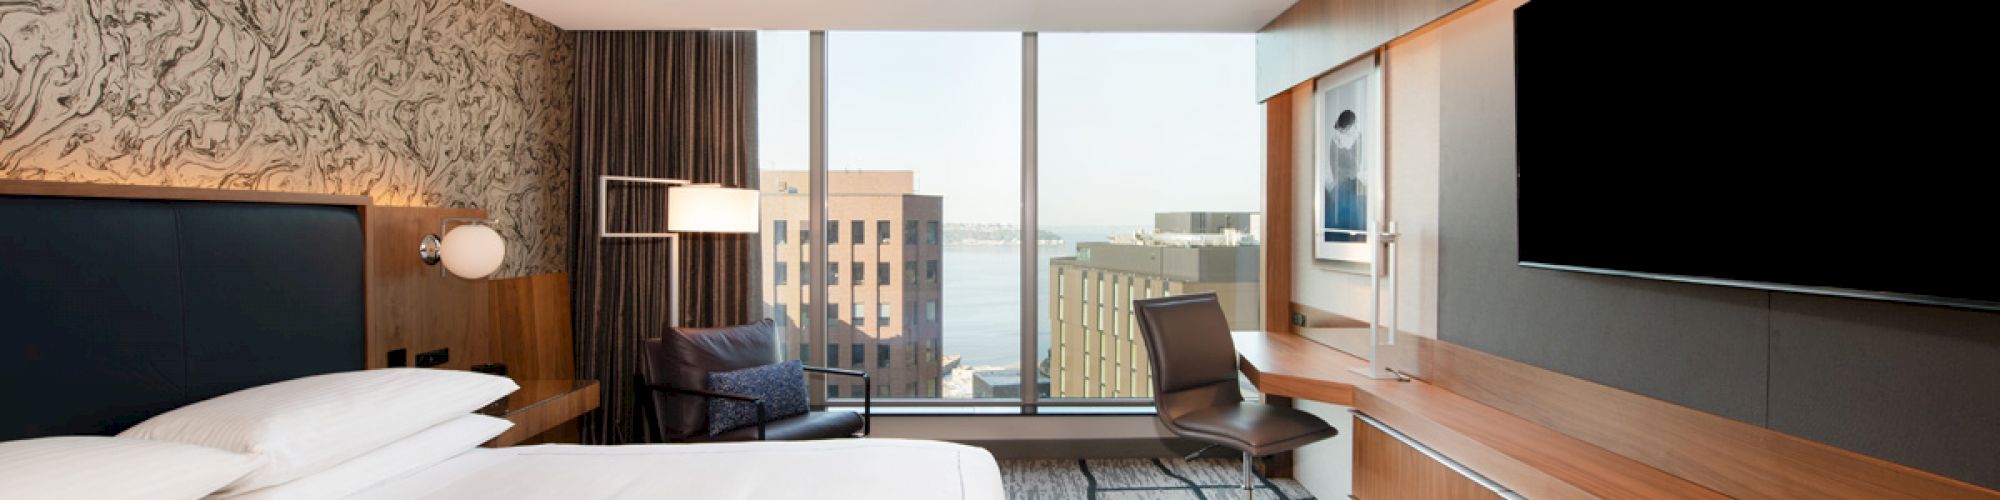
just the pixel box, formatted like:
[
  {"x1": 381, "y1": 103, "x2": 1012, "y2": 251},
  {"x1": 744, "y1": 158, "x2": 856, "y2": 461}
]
[
  {"x1": 1354, "y1": 416, "x2": 1502, "y2": 500},
  {"x1": 1262, "y1": 87, "x2": 1297, "y2": 332},
  {"x1": 364, "y1": 206, "x2": 496, "y2": 370},
  {"x1": 490, "y1": 273, "x2": 578, "y2": 381},
  {"x1": 1255, "y1": 0, "x2": 1476, "y2": 101},
  {"x1": 488, "y1": 273, "x2": 582, "y2": 443}
]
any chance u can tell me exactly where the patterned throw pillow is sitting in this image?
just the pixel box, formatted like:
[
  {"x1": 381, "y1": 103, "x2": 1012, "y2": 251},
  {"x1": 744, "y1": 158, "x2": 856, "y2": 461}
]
[{"x1": 705, "y1": 360, "x2": 810, "y2": 436}]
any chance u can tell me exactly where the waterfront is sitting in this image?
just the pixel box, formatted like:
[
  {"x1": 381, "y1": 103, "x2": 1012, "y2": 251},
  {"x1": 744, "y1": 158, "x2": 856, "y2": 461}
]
[{"x1": 938, "y1": 226, "x2": 1141, "y2": 368}]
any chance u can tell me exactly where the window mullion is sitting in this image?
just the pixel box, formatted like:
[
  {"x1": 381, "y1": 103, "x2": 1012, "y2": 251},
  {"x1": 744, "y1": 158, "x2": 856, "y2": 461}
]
[{"x1": 1019, "y1": 32, "x2": 1040, "y2": 413}]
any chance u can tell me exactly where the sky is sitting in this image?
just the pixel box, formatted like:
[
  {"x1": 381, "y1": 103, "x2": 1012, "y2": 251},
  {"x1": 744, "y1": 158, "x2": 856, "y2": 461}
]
[{"x1": 756, "y1": 31, "x2": 1261, "y2": 227}]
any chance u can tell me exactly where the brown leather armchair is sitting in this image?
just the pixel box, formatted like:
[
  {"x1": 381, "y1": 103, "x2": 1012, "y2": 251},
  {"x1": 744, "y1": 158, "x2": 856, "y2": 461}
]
[
  {"x1": 639, "y1": 320, "x2": 870, "y2": 442},
  {"x1": 1134, "y1": 293, "x2": 1337, "y2": 499}
]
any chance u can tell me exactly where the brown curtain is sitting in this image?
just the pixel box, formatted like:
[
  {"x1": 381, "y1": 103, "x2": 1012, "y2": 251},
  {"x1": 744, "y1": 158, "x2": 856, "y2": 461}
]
[{"x1": 570, "y1": 31, "x2": 760, "y2": 445}]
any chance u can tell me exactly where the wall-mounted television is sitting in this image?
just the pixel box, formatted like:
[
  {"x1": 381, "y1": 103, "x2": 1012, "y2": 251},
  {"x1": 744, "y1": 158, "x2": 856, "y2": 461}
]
[{"x1": 1513, "y1": 1, "x2": 1995, "y2": 311}]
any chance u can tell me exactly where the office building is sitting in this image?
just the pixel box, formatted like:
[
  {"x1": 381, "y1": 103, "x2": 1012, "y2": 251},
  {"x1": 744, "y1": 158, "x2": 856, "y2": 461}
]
[
  {"x1": 1047, "y1": 212, "x2": 1262, "y2": 398},
  {"x1": 761, "y1": 171, "x2": 946, "y2": 398}
]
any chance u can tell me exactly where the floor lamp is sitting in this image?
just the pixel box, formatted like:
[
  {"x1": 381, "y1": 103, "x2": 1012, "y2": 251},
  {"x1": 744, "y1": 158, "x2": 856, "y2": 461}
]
[{"x1": 598, "y1": 175, "x2": 760, "y2": 327}]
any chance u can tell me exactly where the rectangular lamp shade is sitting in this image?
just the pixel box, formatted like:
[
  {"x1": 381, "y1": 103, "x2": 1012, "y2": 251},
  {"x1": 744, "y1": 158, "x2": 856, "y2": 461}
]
[{"x1": 666, "y1": 185, "x2": 760, "y2": 234}]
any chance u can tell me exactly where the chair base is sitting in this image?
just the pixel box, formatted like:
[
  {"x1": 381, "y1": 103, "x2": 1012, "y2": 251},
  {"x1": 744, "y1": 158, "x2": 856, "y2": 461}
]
[{"x1": 1241, "y1": 451, "x2": 1255, "y2": 499}]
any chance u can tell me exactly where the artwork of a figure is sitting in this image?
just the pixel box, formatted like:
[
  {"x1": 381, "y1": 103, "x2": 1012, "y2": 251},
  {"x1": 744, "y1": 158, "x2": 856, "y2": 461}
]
[
  {"x1": 1325, "y1": 108, "x2": 1366, "y2": 242},
  {"x1": 1314, "y1": 62, "x2": 1376, "y2": 263}
]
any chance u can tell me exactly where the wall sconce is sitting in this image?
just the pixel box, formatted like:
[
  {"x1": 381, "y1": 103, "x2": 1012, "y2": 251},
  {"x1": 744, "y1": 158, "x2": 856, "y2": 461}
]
[{"x1": 419, "y1": 218, "x2": 506, "y2": 280}]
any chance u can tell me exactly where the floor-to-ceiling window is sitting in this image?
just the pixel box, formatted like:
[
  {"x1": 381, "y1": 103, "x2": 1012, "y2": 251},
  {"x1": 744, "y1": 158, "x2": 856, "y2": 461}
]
[
  {"x1": 757, "y1": 30, "x2": 1257, "y2": 412},
  {"x1": 1036, "y1": 33, "x2": 1264, "y2": 403},
  {"x1": 826, "y1": 32, "x2": 1022, "y2": 401}
]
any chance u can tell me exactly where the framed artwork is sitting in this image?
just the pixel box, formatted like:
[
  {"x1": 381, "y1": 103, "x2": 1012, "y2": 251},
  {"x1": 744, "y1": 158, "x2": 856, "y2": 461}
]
[{"x1": 1313, "y1": 55, "x2": 1383, "y2": 265}]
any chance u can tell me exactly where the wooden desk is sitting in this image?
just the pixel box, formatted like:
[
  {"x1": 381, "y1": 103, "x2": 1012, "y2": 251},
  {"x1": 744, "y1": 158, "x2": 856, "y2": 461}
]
[
  {"x1": 484, "y1": 379, "x2": 600, "y2": 447},
  {"x1": 1234, "y1": 331, "x2": 1724, "y2": 499},
  {"x1": 1240, "y1": 330, "x2": 2000, "y2": 499}
]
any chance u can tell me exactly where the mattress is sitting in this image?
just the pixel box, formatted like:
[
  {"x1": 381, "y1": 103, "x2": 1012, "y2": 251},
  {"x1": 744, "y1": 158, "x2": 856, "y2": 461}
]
[{"x1": 344, "y1": 438, "x2": 1004, "y2": 500}]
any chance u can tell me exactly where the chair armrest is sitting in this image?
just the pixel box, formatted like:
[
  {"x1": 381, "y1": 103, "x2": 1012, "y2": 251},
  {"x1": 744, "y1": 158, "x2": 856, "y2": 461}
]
[
  {"x1": 804, "y1": 366, "x2": 866, "y2": 378},
  {"x1": 645, "y1": 384, "x2": 759, "y2": 403},
  {"x1": 802, "y1": 366, "x2": 871, "y2": 437},
  {"x1": 642, "y1": 384, "x2": 768, "y2": 440}
]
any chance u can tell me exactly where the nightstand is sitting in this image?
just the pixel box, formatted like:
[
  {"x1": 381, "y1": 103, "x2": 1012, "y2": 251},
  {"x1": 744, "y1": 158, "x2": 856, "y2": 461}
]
[{"x1": 483, "y1": 379, "x2": 600, "y2": 447}]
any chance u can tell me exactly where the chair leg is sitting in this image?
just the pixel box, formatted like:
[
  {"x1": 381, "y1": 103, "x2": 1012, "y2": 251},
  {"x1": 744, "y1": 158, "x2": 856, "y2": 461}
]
[{"x1": 1241, "y1": 451, "x2": 1255, "y2": 499}]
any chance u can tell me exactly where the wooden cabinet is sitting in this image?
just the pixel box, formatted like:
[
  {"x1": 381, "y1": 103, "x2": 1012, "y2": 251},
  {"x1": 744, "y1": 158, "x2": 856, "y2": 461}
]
[{"x1": 1354, "y1": 415, "x2": 1504, "y2": 500}]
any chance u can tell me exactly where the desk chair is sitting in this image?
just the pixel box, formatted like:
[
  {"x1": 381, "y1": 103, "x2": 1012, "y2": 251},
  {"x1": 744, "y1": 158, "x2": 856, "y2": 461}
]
[{"x1": 1135, "y1": 293, "x2": 1338, "y2": 499}]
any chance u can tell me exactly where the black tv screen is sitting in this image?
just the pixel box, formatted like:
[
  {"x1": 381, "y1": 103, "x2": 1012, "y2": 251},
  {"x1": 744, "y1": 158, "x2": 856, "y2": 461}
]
[{"x1": 1513, "y1": 1, "x2": 1995, "y2": 310}]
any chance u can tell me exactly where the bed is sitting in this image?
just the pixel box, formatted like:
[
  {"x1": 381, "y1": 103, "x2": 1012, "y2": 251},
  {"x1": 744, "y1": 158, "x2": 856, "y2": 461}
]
[
  {"x1": 350, "y1": 440, "x2": 1003, "y2": 500},
  {"x1": 0, "y1": 183, "x2": 1004, "y2": 500}
]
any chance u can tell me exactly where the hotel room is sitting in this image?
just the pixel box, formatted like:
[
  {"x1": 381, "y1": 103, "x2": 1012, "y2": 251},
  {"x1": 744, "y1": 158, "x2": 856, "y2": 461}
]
[{"x1": 2, "y1": 0, "x2": 1994, "y2": 499}]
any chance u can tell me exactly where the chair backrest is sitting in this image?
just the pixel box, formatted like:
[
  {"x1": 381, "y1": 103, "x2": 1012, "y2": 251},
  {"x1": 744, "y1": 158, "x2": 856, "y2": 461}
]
[
  {"x1": 640, "y1": 319, "x2": 779, "y2": 439},
  {"x1": 1134, "y1": 293, "x2": 1244, "y2": 421}
]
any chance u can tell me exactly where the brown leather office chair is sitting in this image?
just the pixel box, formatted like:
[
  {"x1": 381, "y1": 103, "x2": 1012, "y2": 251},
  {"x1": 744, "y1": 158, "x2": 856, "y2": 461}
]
[
  {"x1": 639, "y1": 320, "x2": 870, "y2": 442},
  {"x1": 1135, "y1": 293, "x2": 1337, "y2": 499}
]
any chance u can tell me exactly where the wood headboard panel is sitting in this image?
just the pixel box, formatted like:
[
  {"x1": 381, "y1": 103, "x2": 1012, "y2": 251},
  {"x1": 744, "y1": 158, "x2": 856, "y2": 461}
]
[
  {"x1": 363, "y1": 205, "x2": 496, "y2": 370},
  {"x1": 489, "y1": 273, "x2": 575, "y2": 381}
]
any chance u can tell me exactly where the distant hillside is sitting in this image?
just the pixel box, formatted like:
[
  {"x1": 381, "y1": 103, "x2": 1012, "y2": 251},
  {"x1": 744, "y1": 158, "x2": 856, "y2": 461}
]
[{"x1": 943, "y1": 223, "x2": 1065, "y2": 246}]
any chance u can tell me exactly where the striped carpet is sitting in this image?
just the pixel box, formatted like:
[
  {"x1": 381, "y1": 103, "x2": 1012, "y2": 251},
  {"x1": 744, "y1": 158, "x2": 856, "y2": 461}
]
[{"x1": 999, "y1": 458, "x2": 1317, "y2": 500}]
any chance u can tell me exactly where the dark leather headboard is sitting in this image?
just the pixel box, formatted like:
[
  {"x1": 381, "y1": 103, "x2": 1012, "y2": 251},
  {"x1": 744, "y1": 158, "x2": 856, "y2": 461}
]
[{"x1": 0, "y1": 195, "x2": 365, "y2": 440}]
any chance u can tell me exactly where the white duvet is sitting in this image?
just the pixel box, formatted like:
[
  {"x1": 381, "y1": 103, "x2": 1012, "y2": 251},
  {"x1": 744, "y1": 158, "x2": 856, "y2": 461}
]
[{"x1": 343, "y1": 439, "x2": 1004, "y2": 500}]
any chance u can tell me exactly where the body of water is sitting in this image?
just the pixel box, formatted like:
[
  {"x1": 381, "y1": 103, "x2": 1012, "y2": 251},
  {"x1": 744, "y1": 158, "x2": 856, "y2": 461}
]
[{"x1": 938, "y1": 227, "x2": 1141, "y2": 368}]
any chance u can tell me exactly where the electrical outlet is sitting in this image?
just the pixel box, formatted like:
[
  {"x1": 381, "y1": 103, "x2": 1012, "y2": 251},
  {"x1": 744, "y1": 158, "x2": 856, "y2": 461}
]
[
  {"x1": 414, "y1": 348, "x2": 450, "y2": 368},
  {"x1": 387, "y1": 349, "x2": 408, "y2": 367}
]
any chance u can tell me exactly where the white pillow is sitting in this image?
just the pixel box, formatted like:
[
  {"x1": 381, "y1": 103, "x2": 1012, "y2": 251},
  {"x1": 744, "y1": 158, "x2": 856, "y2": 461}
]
[
  {"x1": 119, "y1": 369, "x2": 517, "y2": 495},
  {"x1": 220, "y1": 414, "x2": 513, "y2": 500},
  {"x1": 0, "y1": 436, "x2": 262, "y2": 500}
]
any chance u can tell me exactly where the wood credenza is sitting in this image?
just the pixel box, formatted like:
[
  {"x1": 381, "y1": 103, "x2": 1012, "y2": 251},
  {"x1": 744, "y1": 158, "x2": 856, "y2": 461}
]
[
  {"x1": 1233, "y1": 330, "x2": 1998, "y2": 499},
  {"x1": 1354, "y1": 413, "x2": 1503, "y2": 500}
]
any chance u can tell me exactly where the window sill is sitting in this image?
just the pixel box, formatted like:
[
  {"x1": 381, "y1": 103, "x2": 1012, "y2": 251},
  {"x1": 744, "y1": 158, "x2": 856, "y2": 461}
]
[{"x1": 822, "y1": 403, "x2": 1157, "y2": 417}]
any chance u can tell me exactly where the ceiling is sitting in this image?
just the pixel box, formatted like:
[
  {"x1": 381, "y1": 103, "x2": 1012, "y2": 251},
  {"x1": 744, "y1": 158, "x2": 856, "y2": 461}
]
[{"x1": 498, "y1": 0, "x2": 1297, "y2": 32}]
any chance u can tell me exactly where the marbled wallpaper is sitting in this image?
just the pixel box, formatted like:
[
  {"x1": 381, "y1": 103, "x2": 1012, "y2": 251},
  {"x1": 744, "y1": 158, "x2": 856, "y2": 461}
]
[{"x1": 0, "y1": 0, "x2": 575, "y2": 277}]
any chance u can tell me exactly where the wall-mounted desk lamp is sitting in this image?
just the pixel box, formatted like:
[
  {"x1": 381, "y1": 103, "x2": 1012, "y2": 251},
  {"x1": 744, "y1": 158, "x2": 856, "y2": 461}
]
[
  {"x1": 419, "y1": 218, "x2": 506, "y2": 280},
  {"x1": 598, "y1": 175, "x2": 760, "y2": 326}
]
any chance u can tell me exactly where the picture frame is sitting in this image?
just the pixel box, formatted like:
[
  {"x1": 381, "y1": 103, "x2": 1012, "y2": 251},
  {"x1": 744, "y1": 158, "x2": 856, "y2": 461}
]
[{"x1": 1312, "y1": 54, "x2": 1384, "y2": 267}]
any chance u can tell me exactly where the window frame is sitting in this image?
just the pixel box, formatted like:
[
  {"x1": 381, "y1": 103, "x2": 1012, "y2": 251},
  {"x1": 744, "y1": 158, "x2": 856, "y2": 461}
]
[{"x1": 773, "y1": 31, "x2": 1254, "y2": 412}]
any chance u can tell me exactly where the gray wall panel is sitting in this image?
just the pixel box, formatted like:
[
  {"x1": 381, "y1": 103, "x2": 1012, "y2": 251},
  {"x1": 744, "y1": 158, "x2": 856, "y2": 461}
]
[
  {"x1": 1768, "y1": 294, "x2": 2000, "y2": 487},
  {"x1": 1432, "y1": 0, "x2": 1770, "y2": 423},
  {"x1": 1429, "y1": 0, "x2": 2000, "y2": 488}
]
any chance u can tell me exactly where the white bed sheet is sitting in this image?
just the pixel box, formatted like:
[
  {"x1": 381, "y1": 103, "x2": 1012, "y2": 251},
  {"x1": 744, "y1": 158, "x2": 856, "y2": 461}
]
[{"x1": 342, "y1": 438, "x2": 1003, "y2": 500}]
